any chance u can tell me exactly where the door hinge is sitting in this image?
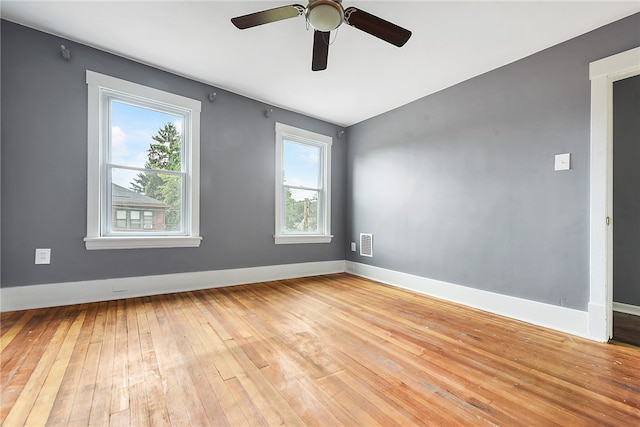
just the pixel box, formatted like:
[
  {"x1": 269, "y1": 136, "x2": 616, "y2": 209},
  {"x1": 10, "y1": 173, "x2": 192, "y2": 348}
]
[{"x1": 606, "y1": 216, "x2": 611, "y2": 226}]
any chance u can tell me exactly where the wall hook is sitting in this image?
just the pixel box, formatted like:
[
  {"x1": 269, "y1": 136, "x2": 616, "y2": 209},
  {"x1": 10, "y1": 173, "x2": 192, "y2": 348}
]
[{"x1": 60, "y1": 44, "x2": 71, "y2": 61}]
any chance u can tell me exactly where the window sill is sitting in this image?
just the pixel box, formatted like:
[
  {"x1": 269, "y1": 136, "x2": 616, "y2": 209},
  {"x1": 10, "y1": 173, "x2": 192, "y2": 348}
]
[
  {"x1": 274, "y1": 235, "x2": 333, "y2": 245},
  {"x1": 85, "y1": 236, "x2": 202, "y2": 250}
]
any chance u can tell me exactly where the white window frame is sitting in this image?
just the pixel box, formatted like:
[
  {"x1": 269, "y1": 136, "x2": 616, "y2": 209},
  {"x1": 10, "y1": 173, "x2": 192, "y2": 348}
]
[
  {"x1": 275, "y1": 122, "x2": 332, "y2": 244},
  {"x1": 85, "y1": 70, "x2": 202, "y2": 250}
]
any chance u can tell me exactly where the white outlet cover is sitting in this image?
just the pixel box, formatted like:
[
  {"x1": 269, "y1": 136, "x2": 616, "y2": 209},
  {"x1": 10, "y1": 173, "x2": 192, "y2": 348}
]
[
  {"x1": 35, "y1": 248, "x2": 51, "y2": 264},
  {"x1": 554, "y1": 153, "x2": 571, "y2": 171}
]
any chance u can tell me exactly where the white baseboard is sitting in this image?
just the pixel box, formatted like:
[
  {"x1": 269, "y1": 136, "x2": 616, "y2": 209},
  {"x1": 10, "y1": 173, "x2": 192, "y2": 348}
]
[
  {"x1": 0, "y1": 260, "x2": 346, "y2": 312},
  {"x1": 588, "y1": 301, "x2": 609, "y2": 342},
  {"x1": 346, "y1": 261, "x2": 590, "y2": 340},
  {"x1": 0, "y1": 259, "x2": 595, "y2": 341},
  {"x1": 614, "y1": 302, "x2": 640, "y2": 316}
]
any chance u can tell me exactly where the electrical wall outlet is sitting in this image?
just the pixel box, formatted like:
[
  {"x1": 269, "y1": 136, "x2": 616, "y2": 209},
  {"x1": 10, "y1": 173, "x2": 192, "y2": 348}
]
[{"x1": 35, "y1": 248, "x2": 51, "y2": 265}]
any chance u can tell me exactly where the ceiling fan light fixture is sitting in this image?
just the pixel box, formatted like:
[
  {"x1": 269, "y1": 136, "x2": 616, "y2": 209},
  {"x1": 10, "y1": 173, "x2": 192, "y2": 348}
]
[{"x1": 306, "y1": 0, "x2": 344, "y2": 32}]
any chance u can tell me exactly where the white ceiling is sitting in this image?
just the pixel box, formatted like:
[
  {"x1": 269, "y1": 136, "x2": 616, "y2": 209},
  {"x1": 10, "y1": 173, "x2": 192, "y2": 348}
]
[{"x1": 3, "y1": 1, "x2": 639, "y2": 126}]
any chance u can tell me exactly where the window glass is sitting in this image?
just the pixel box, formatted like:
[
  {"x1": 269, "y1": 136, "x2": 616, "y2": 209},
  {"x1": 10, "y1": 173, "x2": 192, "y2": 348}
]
[
  {"x1": 283, "y1": 188, "x2": 319, "y2": 233},
  {"x1": 110, "y1": 100, "x2": 182, "y2": 170},
  {"x1": 283, "y1": 141, "x2": 320, "y2": 188},
  {"x1": 106, "y1": 100, "x2": 186, "y2": 236},
  {"x1": 115, "y1": 210, "x2": 127, "y2": 229},
  {"x1": 143, "y1": 211, "x2": 153, "y2": 230}
]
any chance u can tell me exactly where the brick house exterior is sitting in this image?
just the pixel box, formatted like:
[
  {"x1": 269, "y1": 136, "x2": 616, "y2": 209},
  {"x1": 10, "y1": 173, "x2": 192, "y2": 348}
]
[{"x1": 111, "y1": 184, "x2": 169, "y2": 232}]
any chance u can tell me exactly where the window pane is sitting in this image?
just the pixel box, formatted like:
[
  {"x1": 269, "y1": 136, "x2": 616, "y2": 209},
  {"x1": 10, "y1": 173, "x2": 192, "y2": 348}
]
[
  {"x1": 110, "y1": 168, "x2": 183, "y2": 233},
  {"x1": 283, "y1": 188, "x2": 319, "y2": 233},
  {"x1": 129, "y1": 211, "x2": 141, "y2": 228},
  {"x1": 143, "y1": 211, "x2": 154, "y2": 230},
  {"x1": 115, "y1": 210, "x2": 127, "y2": 229},
  {"x1": 110, "y1": 100, "x2": 183, "y2": 172},
  {"x1": 283, "y1": 140, "x2": 320, "y2": 188}
]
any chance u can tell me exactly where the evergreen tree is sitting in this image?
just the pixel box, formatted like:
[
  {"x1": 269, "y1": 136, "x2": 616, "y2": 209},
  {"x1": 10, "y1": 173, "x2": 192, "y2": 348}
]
[
  {"x1": 131, "y1": 122, "x2": 182, "y2": 230},
  {"x1": 131, "y1": 122, "x2": 181, "y2": 198}
]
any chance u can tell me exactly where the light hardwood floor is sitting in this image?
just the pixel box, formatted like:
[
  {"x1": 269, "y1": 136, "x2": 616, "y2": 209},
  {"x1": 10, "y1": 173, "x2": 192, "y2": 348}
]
[{"x1": 2, "y1": 273, "x2": 639, "y2": 426}]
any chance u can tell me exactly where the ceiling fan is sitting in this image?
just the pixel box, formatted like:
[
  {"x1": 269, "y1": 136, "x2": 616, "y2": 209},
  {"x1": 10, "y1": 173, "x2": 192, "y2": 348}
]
[{"x1": 231, "y1": 0, "x2": 412, "y2": 71}]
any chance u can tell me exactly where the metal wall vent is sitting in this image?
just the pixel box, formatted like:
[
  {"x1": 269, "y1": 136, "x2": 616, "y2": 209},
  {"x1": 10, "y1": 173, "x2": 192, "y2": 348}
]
[{"x1": 360, "y1": 233, "x2": 373, "y2": 257}]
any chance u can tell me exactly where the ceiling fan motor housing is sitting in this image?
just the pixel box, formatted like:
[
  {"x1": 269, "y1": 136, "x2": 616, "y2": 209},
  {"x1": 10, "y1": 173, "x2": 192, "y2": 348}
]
[{"x1": 306, "y1": 0, "x2": 344, "y2": 31}]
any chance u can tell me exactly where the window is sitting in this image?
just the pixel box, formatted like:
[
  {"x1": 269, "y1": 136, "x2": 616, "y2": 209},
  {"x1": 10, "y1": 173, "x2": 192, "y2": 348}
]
[
  {"x1": 275, "y1": 122, "x2": 332, "y2": 244},
  {"x1": 143, "y1": 211, "x2": 153, "y2": 229},
  {"x1": 85, "y1": 71, "x2": 201, "y2": 249},
  {"x1": 115, "y1": 210, "x2": 127, "y2": 229}
]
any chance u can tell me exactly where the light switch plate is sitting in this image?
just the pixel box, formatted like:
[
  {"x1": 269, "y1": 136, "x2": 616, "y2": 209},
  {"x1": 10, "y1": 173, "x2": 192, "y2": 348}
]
[{"x1": 555, "y1": 153, "x2": 571, "y2": 171}]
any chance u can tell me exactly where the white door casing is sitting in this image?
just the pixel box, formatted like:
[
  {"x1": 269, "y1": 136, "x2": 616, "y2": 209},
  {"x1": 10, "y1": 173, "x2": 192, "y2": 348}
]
[{"x1": 588, "y1": 47, "x2": 640, "y2": 341}]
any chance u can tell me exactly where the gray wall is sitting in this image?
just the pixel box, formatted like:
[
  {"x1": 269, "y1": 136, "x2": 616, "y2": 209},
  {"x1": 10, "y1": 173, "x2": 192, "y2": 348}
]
[
  {"x1": 1, "y1": 21, "x2": 346, "y2": 287},
  {"x1": 346, "y1": 13, "x2": 640, "y2": 311},
  {"x1": 614, "y1": 74, "x2": 640, "y2": 307}
]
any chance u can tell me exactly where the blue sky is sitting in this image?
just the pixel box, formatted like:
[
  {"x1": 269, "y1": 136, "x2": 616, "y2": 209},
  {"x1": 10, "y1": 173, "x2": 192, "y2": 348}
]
[{"x1": 283, "y1": 140, "x2": 320, "y2": 200}]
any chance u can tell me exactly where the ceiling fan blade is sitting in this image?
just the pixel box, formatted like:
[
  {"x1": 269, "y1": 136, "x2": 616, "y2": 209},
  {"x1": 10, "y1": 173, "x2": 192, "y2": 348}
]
[
  {"x1": 231, "y1": 4, "x2": 304, "y2": 29},
  {"x1": 344, "y1": 7, "x2": 412, "y2": 47},
  {"x1": 312, "y1": 30, "x2": 330, "y2": 71}
]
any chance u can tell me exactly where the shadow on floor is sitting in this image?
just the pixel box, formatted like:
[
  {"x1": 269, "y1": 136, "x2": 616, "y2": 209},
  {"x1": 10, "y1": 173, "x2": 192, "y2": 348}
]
[{"x1": 612, "y1": 311, "x2": 640, "y2": 348}]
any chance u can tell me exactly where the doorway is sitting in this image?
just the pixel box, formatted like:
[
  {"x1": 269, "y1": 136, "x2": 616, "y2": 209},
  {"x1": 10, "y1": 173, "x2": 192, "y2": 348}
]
[
  {"x1": 588, "y1": 47, "x2": 640, "y2": 342},
  {"x1": 612, "y1": 74, "x2": 640, "y2": 346}
]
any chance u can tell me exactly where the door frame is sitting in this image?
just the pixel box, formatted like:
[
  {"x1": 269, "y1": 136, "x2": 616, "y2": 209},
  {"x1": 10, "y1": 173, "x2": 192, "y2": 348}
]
[{"x1": 588, "y1": 46, "x2": 640, "y2": 341}]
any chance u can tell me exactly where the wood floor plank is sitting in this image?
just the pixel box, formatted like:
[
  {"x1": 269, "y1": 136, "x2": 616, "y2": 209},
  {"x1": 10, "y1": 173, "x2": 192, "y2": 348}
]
[
  {"x1": 24, "y1": 308, "x2": 87, "y2": 426},
  {"x1": 3, "y1": 307, "x2": 82, "y2": 425},
  {"x1": 135, "y1": 298, "x2": 171, "y2": 427},
  {"x1": 66, "y1": 301, "x2": 108, "y2": 425},
  {"x1": 138, "y1": 295, "x2": 194, "y2": 427},
  {"x1": 3, "y1": 307, "x2": 77, "y2": 426},
  {"x1": 46, "y1": 303, "x2": 100, "y2": 426},
  {"x1": 0, "y1": 310, "x2": 35, "y2": 353},
  {"x1": 2, "y1": 273, "x2": 640, "y2": 426},
  {"x1": 88, "y1": 300, "x2": 117, "y2": 427},
  {"x1": 224, "y1": 376, "x2": 269, "y2": 426},
  {"x1": 614, "y1": 311, "x2": 640, "y2": 347},
  {"x1": 124, "y1": 299, "x2": 150, "y2": 427},
  {"x1": 196, "y1": 288, "x2": 303, "y2": 426},
  {"x1": 162, "y1": 292, "x2": 230, "y2": 426},
  {"x1": 147, "y1": 294, "x2": 212, "y2": 426},
  {"x1": 181, "y1": 294, "x2": 248, "y2": 426},
  {"x1": 1, "y1": 307, "x2": 67, "y2": 421},
  {"x1": 109, "y1": 300, "x2": 129, "y2": 418}
]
